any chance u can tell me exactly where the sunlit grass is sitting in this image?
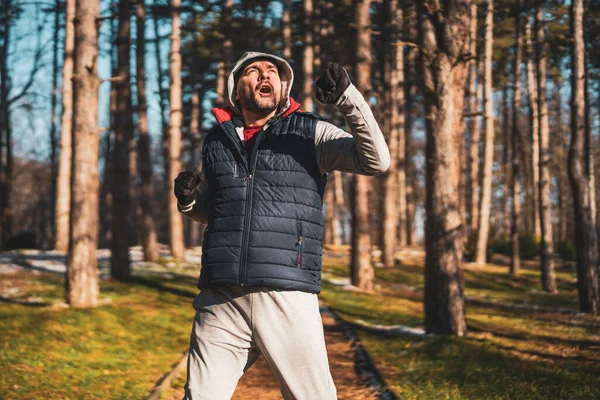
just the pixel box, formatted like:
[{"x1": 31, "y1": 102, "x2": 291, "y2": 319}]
[
  {"x1": 0, "y1": 271, "x2": 198, "y2": 399},
  {"x1": 320, "y1": 252, "x2": 600, "y2": 399}
]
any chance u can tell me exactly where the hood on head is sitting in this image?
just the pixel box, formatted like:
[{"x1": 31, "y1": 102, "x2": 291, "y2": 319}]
[{"x1": 227, "y1": 51, "x2": 294, "y2": 116}]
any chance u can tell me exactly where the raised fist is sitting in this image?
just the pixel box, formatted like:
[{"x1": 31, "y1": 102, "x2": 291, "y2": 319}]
[
  {"x1": 174, "y1": 171, "x2": 202, "y2": 205},
  {"x1": 315, "y1": 62, "x2": 351, "y2": 104}
]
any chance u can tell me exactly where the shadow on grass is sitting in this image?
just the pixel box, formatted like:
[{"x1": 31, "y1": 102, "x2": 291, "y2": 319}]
[
  {"x1": 130, "y1": 276, "x2": 198, "y2": 299},
  {"x1": 0, "y1": 296, "x2": 50, "y2": 307},
  {"x1": 363, "y1": 331, "x2": 600, "y2": 399},
  {"x1": 468, "y1": 323, "x2": 600, "y2": 355}
]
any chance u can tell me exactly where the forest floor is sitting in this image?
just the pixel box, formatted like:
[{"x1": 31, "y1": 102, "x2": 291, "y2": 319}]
[{"x1": 1, "y1": 245, "x2": 599, "y2": 399}]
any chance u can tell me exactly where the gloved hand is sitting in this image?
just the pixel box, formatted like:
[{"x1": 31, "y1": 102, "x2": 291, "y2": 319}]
[
  {"x1": 315, "y1": 62, "x2": 351, "y2": 104},
  {"x1": 174, "y1": 171, "x2": 201, "y2": 205}
]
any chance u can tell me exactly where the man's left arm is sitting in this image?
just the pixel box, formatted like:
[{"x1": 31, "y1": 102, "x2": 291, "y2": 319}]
[{"x1": 313, "y1": 63, "x2": 390, "y2": 175}]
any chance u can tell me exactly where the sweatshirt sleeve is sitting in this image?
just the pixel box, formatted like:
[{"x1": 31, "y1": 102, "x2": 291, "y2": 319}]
[
  {"x1": 177, "y1": 174, "x2": 211, "y2": 224},
  {"x1": 314, "y1": 84, "x2": 391, "y2": 175}
]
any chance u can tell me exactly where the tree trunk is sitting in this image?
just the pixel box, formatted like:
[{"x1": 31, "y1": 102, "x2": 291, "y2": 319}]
[
  {"x1": 475, "y1": 0, "x2": 495, "y2": 266},
  {"x1": 302, "y1": 0, "x2": 314, "y2": 112},
  {"x1": 502, "y1": 84, "x2": 511, "y2": 235},
  {"x1": 404, "y1": 2, "x2": 418, "y2": 247},
  {"x1": 535, "y1": 6, "x2": 557, "y2": 293},
  {"x1": 152, "y1": 13, "x2": 169, "y2": 214},
  {"x1": 111, "y1": 0, "x2": 134, "y2": 280},
  {"x1": 569, "y1": 0, "x2": 599, "y2": 314},
  {"x1": 350, "y1": 0, "x2": 374, "y2": 292},
  {"x1": 324, "y1": 180, "x2": 335, "y2": 245},
  {"x1": 282, "y1": 0, "x2": 292, "y2": 59},
  {"x1": 168, "y1": 0, "x2": 185, "y2": 260},
  {"x1": 0, "y1": 0, "x2": 13, "y2": 249},
  {"x1": 584, "y1": 59, "x2": 596, "y2": 232},
  {"x1": 380, "y1": 0, "x2": 401, "y2": 267},
  {"x1": 525, "y1": 20, "x2": 540, "y2": 238},
  {"x1": 188, "y1": 90, "x2": 204, "y2": 246},
  {"x1": 511, "y1": 1, "x2": 523, "y2": 277},
  {"x1": 66, "y1": 0, "x2": 101, "y2": 307},
  {"x1": 55, "y1": 0, "x2": 75, "y2": 252},
  {"x1": 419, "y1": 0, "x2": 470, "y2": 336},
  {"x1": 553, "y1": 74, "x2": 568, "y2": 243},
  {"x1": 136, "y1": 0, "x2": 159, "y2": 262},
  {"x1": 333, "y1": 170, "x2": 344, "y2": 245},
  {"x1": 49, "y1": 0, "x2": 62, "y2": 247},
  {"x1": 215, "y1": 0, "x2": 233, "y2": 107},
  {"x1": 466, "y1": 3, "x2": 480, "y2": 242}
]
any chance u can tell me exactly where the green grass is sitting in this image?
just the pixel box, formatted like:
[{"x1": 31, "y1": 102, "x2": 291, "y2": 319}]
[
  {"x1": 320, "y1": 253, "x2": 600, "y2": 400},
  {"x1": 2, "y1": 252, "x2": 599, "y2": 399},
  {"x1": 1, "y1": 270, "x2": 199, "y2": 399}
]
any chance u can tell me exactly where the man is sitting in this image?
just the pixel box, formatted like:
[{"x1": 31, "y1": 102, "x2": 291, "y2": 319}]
[{"x1": 175, "y1": 51, "x2": 390, "y2": 400}]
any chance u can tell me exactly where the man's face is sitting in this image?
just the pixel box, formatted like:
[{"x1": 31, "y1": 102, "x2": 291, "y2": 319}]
[{"x1": 235, "y1": 60, "x2": 282, "y2": 116}]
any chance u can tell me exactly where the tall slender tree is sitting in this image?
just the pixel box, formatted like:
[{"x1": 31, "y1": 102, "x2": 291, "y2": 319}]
[
  {"x1": 136, "y1": 0, "x2": 159, "y2": 262},
  {"x1": 535, "y1": 5, "x2": 556, "y2": 292},
  {"x1": 282, "y1": 0, "x2": 292, "y2": 59},
  {"x1": 419, "y1": 0, "x2": 470, "y2": 336},
  {"x1": 168, "y1": 0, "x2": 186, "y2": 260},
  {"x1": 475, "y1": 0, "x2": 495, "y2": 265},
  {"x1": 49, "y1": 0, "x2": 62, "y2": 244},
  {"x1": 380, "y1": 0, "x2": 401, "y2": 267},
  {"x1": 350, "y1": 0, "x2": 374, "y2": 292},
  {"x1": 55, "y1": 0, "x2": 75, "y2": 252},
  {"x1": 511, "y1": 0, "x2": 523, "y2": 277},
  {"x1": 525, "y1": 19, "x2": 540, "y2": 238},
  {"x1": 111, "y1": 0, "x2": 134, "y2": 280},
  {"x1": 0, "y1": 0, "x2": 13, "y2": 248},
  {"x1": 466, "y1": 2, "x2": 480, "y2": 241},
  {"x1": 66, "y1": 0, "x2": 101, "y2": 307},
  {"x1": 569, "y1": 0, "x2": 599, "y2": 314},
  {"x1": 302, "y1": 0, "x2": 314, "y2": 112}
]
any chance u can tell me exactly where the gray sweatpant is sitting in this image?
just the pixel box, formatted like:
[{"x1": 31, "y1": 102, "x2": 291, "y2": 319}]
[{"x1": 183, "y1": 285, "x2": 338, "y2": 400}]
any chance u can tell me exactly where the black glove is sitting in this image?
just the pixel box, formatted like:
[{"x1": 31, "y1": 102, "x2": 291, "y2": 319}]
[
  {"x1": 315, "y1": 62, "x2": 351, "y2": 104},
  {"x1": 174, "y1": 171, "x2": 201, "y2": 205}
]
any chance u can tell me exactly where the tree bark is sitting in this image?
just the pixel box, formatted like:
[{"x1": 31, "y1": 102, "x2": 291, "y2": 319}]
[
  {"x1": 380, "y1": 0, "x2": 402, "y2": 267},
  {"x1": 466, "y1": 2, "x2": 480, "y2": 242},
  {"x1": 136, "y1": 0, "x2": 159, "y2": 262},
  {"x1": 55, "y1": 0, "x2": 75, "y2": 252},
  {"x1": 525, "y1": 19, "x2": 540, "y2": 238},
  {"x1": 475, "y1": 0, "x2": 495, "y2": 266},
  {"x1": 535, "y1": 6, "x2": 557, "y2": 292},
  {"x1": 66, "y1": 0, "x2": 101, "y2": 307},
  {"x1": 569, "y1": 0, "x2": 599, "y2": 314},
  {"x1": 0, "y1": 0, "x2": 13, "y2": 249},
  {"x1": 168, "y1": 0, "x2": 186, "y2": 260},
  {"x1": 404, "y1": 2, "x2": 418, "y2": 247},
  {"x1": 502, "y1": 84, "x2": 511, "y2": 235},
  {"x1": 215, "y1": 0, "x2": 233, "y2": 107},
  {"x1": 282, "y1": 0, "x2": 292, "y2": 59},
  {"x1": 49, "y1": 0, "x2": 62, "y2": 246},
  {"x1": 350, "y1": 0, "x2": 374, "y2": 292},
  {"x1": 152, "y1": 13, "x2": 169, "y2": 212},
  {"x1": 333, "y1": 170, "x2": 344, "y2": 245},
  {"x1": 111, "y1": 0, "x2": 134, "y2": 280},
  {"x1": 419, "y1": 0, "x2": 470, "y2": 336},
  {"x1": 302, "y1": 0, "x2": 314, "y2": 112},
  {"x1": 511, "y1": 0, "x2": 523, "y2": 277}
]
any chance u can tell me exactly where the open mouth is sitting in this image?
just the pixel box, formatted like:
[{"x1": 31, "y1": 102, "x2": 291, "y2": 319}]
[{"x1": 257, "y1": 85, "x2": 273, "y2": 96}]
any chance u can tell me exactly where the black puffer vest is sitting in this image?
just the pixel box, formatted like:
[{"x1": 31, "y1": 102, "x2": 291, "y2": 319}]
[{"x1": 199, "y1": 109, "x2": 328, "y2": 294}]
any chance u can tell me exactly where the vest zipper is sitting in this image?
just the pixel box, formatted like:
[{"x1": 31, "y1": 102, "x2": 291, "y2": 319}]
[
  {"x1": 296, "y1": 221, "x2": 303, "y2": 267},
  {"x1": 238, "y1": 119, "x2": 277, "y2": 286}
]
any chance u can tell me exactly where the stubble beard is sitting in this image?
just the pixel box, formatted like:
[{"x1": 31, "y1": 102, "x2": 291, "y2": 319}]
[{"x1": 239, "y1": 88, "x2": 280, "y2": 116}]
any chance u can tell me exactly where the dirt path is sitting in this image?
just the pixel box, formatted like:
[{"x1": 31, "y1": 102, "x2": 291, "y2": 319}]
[{"x1": 166, "y1": 311, "x2": 379, "y2": 400}]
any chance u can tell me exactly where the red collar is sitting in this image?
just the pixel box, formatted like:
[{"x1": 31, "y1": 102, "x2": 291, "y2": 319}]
[{"x1": 211, "y1": 97, "x2": 302, "y2": 124}]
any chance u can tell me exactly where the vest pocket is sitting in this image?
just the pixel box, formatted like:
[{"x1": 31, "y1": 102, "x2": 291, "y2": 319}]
[{"x1": 295, "y1": 221, "x2": 303, "y2": 268}]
